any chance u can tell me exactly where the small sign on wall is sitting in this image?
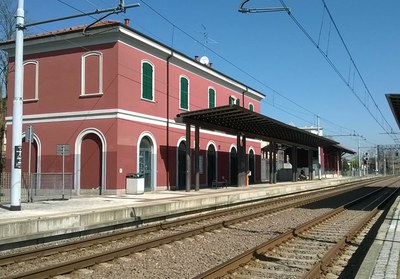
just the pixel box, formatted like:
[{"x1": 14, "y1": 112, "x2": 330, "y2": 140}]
[
  {"x1": 25, "y1": 125, "x2": 33, "y2": 143},
  {"x1": 14, "y1": 146, "x2": 22, "y2": 169},
  {"x1": 57, "y1": 144, "x2": 70, "y2": 156}
]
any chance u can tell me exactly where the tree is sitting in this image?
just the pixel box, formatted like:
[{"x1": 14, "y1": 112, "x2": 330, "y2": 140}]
[{"x1": 0, "y1": 0, "x2": 17, "y2": 172}]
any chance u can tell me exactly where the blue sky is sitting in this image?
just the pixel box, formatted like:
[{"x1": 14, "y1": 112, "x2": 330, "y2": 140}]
[{"x1": 22, "y1": 0, "x2": 400, "y2": 153}]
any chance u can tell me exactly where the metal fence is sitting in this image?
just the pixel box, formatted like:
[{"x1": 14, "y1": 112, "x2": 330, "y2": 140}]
[{"x1": 0, "y1": 172, "x2": 73, "y2": 203}]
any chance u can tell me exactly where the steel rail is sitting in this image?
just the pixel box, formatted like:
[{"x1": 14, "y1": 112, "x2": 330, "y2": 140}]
[
  {"x1": 303, "y1": 187, "x2": 400, "y2": 279},
  {"x1": 193, "y1": 179, "x2": 399, "y2": 279},
  {"x1": 1, "y1": 177, "x2": 393, "y2": 278},
  {"x1": 1, "y1": 177, "x2": 382, "y2": 266}
]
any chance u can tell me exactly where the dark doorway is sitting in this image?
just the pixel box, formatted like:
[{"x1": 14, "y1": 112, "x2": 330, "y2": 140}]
[
  {"x1": 81, "y1": 133, "x2": 102, "y2": 194},
  {"x1": 249, "y1": 149, "x2": 255, "y2": 184},
  {"x1": 207, "y1": 144, "x2": 216, "y2": 186},
  {"x1": 177, "y1": 141, "x2": 186, "y2": 190},
  {"x1": 230, "y1": 147, "x2": 238, "y2": 186}
]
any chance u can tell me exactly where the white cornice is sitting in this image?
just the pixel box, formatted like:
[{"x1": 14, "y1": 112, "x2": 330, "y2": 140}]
[
  {"x1": 119, "y1": 27, "x2": 171, "y2": 56},
  {"x1": 5, "y1": 109, "x2": 261, "y2": 143}
]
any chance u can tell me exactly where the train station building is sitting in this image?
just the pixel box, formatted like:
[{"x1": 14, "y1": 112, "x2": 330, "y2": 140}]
[{"x1": 1, "y1": 20, "x2": 352, "y2": 197}]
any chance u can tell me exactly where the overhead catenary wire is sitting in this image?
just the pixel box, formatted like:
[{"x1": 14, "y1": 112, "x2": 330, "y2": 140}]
[
  {"x1": 278, "y1": 0, "x2": 398, "y2": 144},
  {"x1": 22, "y1": 0, "x2": 373, "y2": 148},
  {"x1": 122, "y1": 0, "x2": 374, "y2": 145},
  {"x1": 51, "y1": 0, "x2": 371, "y2": 144}
]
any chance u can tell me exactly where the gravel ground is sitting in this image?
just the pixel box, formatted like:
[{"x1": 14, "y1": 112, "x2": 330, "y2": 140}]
[
  {"x1": 62, "y1": 207, "x2": 332, "y2": 279},
  {"x1": 3, "y1": 185, "x2": 390, "y2": 279}
]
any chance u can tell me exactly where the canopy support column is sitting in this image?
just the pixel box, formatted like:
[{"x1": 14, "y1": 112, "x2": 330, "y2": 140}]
[
  {"x1": 308, "y1": 149, "x2": 314, "y2": 180},
  {"x1": 292, "y1": 147, "x2": 298, "y2": 182},
  {"x1": 185, "y1": 123, "x2": 191, "y2": 192},
  {"x1": 269, "y1": 142, "x2": 277, "y2": 184},
  {"x1": 237, "y1": 134, "x2": 247, "y2": 186},
  {"x1": 194, "y1": 125, "x2": 200, "y2": 191}
]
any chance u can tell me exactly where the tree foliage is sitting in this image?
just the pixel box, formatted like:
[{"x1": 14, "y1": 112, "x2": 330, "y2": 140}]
[
  {"x1": 0, "y1": 0, "x2": 16, "y2": 90},
  {"x1": 0, "y1": 0, "x2": 16, "y2": 172}
]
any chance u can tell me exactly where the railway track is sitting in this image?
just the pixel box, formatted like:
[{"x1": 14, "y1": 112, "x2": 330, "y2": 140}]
[
  {"x1": 0, "y1": 176, "x2": 394, "y2": 279},
  {"x1": 194, "y1": 181, "x2": 399, "y2": 279}
]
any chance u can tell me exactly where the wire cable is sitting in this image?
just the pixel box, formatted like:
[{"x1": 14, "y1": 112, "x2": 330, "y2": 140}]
[{"x1": 279, "y1": 0, "x2": 398, "y2": 143}]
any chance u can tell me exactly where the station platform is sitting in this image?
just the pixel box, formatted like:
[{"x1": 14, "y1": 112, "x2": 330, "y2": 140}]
[
  {"x1": 0, "y1": 176, "x2": 359, "y2": 246},
  {"x1": 355, "y1": 193, "x2": 400, "y2": 279},
  {"x1": 0, "y1": 175, "x2": 398, "y2": 279}
]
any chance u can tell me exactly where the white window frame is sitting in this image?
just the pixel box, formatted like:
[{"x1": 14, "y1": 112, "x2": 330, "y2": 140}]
[
  {"x1": 208, "y1": 86, "x2": 216, "y2": 108},
  {"x1": 179, "y1": 75, "x2": 190, "y2": 111},
  {"x1": 248, "y1": 102, "x2": 254, "y2": 111},
  {"x1": 23, "y1": 60, "x2": 39, "y2": 102},
  {"x1": 229, "y1": 95, "x2": 239, "y2": 105},
  {"x1": 81, "y1": 51, "x2": 103, "y2": 97},
  {"x1": 141, "y1": 60, "x2": 155, "y2": 102}
]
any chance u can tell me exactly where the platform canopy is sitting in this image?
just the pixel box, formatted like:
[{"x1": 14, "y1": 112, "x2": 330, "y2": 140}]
[
  {"x1": 386, "y1": 94, "x2": 400, "y2": 129},
  {"x1": 175, "y1": 105, "x2": 338, "y2": 149},
  {"x1": 324, "y1": 144, "x2": 356, "y2": 156}
]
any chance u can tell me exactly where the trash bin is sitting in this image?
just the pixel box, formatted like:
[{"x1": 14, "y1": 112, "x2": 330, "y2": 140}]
[{"x1": 126, "y1": 173, "x2": 144, "y2": 194}]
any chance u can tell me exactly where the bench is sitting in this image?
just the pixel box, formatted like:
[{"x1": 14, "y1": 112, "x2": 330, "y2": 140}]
[{"x1": 212, "y1": 179, "x2": 228, "y2": 189}]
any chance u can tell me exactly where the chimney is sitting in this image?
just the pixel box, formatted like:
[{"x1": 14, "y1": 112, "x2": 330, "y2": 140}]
[
  {"x1": 195, "y1": 55, "x2": 199, "y2": 61},
  {"x1": 209, "y1": 63, "x2": 213, "y2": 68},
  {"x1": 124, "y1": 18, "x2": 130, "y2": 26}
]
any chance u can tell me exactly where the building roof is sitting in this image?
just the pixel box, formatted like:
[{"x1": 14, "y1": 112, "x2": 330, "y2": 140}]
[
  {"x1": 175, "y1": 105, "x2": 338, "y2": 149},
  {"x1": 0, "y1": 20, "x2": 265, "y2": 102},
  {"x1": 3, "y1": 20, "x2": 121, "y2": 42}
]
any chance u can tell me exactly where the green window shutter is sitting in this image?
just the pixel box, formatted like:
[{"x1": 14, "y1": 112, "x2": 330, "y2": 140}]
[
  {"x1": 142, "y1": 62, "x2": 153, "y2": 100},
  {"x1": 235, "y1": 98, "x2": 240, "y2": 106},
  {"x1": 208, "y1": 88, "x2": 215, "y2": 108},
  {"x1": 180, "y1": 77, "x2": 188, "y2": 109},
  {"x1": 249, "y1": 104, "x2": 254, "y2": 111},
  {"x1": 229, "y1": 96, "x2": 235, "y2": 105}
]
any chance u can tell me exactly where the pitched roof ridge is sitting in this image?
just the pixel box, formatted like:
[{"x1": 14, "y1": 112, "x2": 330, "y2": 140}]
[
  {"x1": 24, "y1": 20, "x2": 121, "y2": 40},
  {"x1": 1, "y1": 20, "x2": 121, "y2": 44}
]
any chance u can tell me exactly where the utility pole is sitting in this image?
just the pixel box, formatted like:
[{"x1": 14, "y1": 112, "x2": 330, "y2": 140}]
[
  {"x1": 10, "y1": 0, "x2": 24, "y2": 211},
  {"x1": 9, "y1": 0, "x2": 139, "y2": 211},
  {"x1": 375, "y1": 145, "x2": 378, "y2": 175},
  {"x1": 317, "y1": 116, "x2": 322, "y2": 180},
  {"x1": 358, "y1": 136, "x2": 361, "y2": 177}
]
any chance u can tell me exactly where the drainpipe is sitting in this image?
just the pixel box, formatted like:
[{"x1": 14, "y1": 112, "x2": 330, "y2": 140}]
[
  {"x1": 166, "y1": 51, "x2": 173, "y2": 190},
  {"x1": 242, "y1": 87, "x2": 248, "y2": 108}
]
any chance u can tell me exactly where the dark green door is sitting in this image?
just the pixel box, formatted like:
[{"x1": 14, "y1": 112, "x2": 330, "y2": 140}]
[
  {"x1": 207, "y1": 145, "x2": 216, "y2": 186},
  {"x1": 249, "y1": 150, "x2": 255, "y2": 184},
  {"x1": 230, "y1": 147, "x2": 238, "y2": 186},
  {"x1": 139, "y1": 137, "x2": 152, "y2": 191}
]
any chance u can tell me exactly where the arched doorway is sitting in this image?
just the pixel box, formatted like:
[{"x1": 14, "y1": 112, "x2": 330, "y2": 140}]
[
  {"x1": 22, "y1": 138, "x2": 38, "y2": 194},
  {"x1": 80, "y1": 133, "x2": 102, "y2": 194},
  {"x1": 207, "y1": 144, "x2": 216, "y2": 186},
  {"x1": 139, "y1": 136, "x2": 153, "y2": 192},
  {"x1": 249, "y1": 149, "x2": 255, "y2": 184},
  {"x1": 230, "y1": 147, "x2": 238, "y2": 186},
  {"x1": 22, "y1": 140, "x2": 38, "y2": 175},
  {"x1": 177, "y1": 141, "x2": 186, "y2": 190}
]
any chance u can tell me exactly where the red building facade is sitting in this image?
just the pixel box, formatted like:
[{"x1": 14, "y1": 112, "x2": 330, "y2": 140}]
[{"x1": 3, "y1": 21, "x2": 265, "y2": 194}]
